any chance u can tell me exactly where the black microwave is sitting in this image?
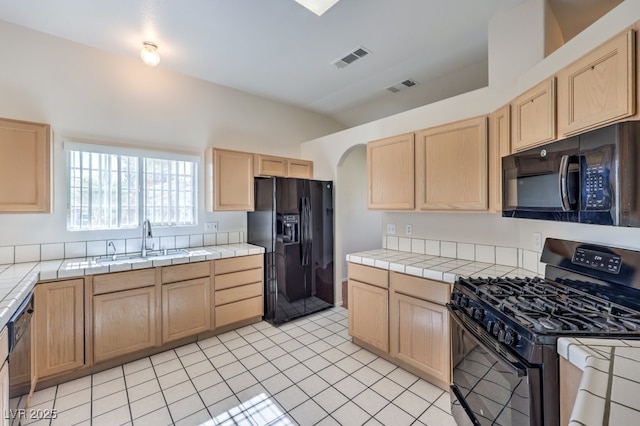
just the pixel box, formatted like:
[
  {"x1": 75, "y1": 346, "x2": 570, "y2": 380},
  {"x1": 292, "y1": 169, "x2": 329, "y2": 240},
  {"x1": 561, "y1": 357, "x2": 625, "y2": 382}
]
[{"x1": 502, "y1": 121, "x2": 640, "y2": 227}]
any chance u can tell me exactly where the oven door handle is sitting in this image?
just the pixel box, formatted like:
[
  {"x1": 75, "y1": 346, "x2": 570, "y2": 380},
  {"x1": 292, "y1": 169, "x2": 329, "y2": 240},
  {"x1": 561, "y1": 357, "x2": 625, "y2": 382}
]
[{"x1": 448, "y1": 305, "x2": 528, "y2": 378}]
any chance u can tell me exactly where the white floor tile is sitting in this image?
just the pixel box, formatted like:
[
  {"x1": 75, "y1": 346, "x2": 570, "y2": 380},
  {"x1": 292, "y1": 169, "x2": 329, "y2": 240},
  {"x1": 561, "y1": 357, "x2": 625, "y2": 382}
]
[
  {"x1": 132, "y1": 407, "x2": 173, "y2": 426},
  {"x1": 273, "y1": 385, "x2": 308, "y2": 412},
  {"x1": 168, "y1": 393, "x2": 206, "y2": 422},
  {"x1": 289, "y1": 399, "x2": 328, "y2": 426},
  {"x1": 332, "y1": 401, "x2": 371, "y2": 426},
  {"x1": 130, "y1": 391, "x2": 167, "y2": 419},
  {"x1": 394, "y1": 389, "x2": 430, "y2": 418},
  {"x1": 353, "y1": 388, "x2": 388, "y2": 416},
  {"x1": 314, "y1": 387, "x2": 349, "y2": 414},
  {"x1": 375, "y1": 403, "x2": 416, "y2": 426}
]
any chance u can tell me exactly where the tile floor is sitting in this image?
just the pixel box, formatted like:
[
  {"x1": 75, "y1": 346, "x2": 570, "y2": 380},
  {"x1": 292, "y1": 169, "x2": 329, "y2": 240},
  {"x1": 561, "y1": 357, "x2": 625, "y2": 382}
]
[{"x1": 11, "y1": 307, "x2": 455, "y2": 426}]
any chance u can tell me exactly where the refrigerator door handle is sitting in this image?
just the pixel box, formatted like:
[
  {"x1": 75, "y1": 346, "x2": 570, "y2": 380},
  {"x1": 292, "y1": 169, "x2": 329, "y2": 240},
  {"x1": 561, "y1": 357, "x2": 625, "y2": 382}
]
[{"x1": 300, "y1": 196, "x2": 311, "y2": 266}]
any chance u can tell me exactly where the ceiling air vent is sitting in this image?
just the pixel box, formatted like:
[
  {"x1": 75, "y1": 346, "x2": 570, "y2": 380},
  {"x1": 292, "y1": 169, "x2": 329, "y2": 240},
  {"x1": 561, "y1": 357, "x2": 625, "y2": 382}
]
[
  {"x1": 331, "y1": 46, "x2": 371, "y2": 69},
  {"x1": 386, "y1": 79, "x2": 419, "y2": 93}
]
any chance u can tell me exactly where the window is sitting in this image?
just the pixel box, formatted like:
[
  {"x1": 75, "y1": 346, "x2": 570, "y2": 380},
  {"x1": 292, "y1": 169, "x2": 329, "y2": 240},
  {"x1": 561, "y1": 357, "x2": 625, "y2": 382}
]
[{"x1": 66, "y1": 143, "x2": 197, "y2": 231}]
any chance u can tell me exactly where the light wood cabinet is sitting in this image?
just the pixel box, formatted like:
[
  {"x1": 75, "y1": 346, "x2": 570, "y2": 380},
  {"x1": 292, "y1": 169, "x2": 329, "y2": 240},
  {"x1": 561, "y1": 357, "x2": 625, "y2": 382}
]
[
  {"x1": 347, "y1": 263, "x2": 389, "y2": 352},
  {"x1": 162, "y1": 262, "x2": 212, "y2": 343},
  {"x1": 214, "y1": 255, "x2": 264, "y2": 328},
  {"x1": 560, "y1": 356, "x2": 583, "y2": 425},
  {"x1": 0, "y1": 118, "x2": 50, "y2": 213},
  {"x1": 34, "y1": 279, "x2": 84, "y2": 379},
  {"x1": 205, "y1": 148, "x2": 254, "y2": 211},
  {"x1": 488, "y1": 105, "x2": 511, "y2": 213},
  {"x1": 558, "y1": 30, "x2": 635, "y2": 136},
  {"x1": 367, "y1": 133, "x2": 415, "y2": 210},
  {"x1": 389, "y1": 272, "x2": 451, "y2": 387},
  {"x1": 93, "y1": 286, "x2": 157, "y2": 364},
  {"x1": 415, "y1": 116, "x2": 488, "y2": 211},
  {"x1": 254, "y1": 154, "x2": 314, "y2": 179},
  {"x1": 511, "y1": 78, "x2": 556, "y2": 152},
  {"x1": 0, "y1": 328, "x2": 8, "y2": 426}
]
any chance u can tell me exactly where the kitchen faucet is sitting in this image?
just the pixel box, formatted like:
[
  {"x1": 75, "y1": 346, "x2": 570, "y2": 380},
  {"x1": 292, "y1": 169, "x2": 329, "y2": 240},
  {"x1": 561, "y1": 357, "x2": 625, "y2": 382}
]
[{"x1": 141, "y1": 219, "x2": 153, "y2": 257}]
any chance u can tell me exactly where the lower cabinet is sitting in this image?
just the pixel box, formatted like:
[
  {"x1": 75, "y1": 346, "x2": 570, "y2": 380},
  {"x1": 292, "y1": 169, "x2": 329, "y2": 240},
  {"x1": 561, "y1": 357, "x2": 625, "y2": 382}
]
[
  {"x1": 34, "y1": 279, "x2": 85, "y2": 379},
  {"x1": 93, "y1": 286, "x2": 157, "y2": 364},
  {"x1": 0, "y1": 328, "x2": 9, "y2": 426},
  {"x1": 347, "y1": 263, "x2": 389, "y2": 353},
  {"x1": 389, "y1": 272, "x2": 451, "y2": 386},
  {"x1": 162, "y1": 277, "x2": 211, "y2": 343},
  {"x1": 560, "y1": 356, "x2": 584, "y2": 425},
  {"x1": 214, "y1": 255, "x2": 264, "y2": 328}
]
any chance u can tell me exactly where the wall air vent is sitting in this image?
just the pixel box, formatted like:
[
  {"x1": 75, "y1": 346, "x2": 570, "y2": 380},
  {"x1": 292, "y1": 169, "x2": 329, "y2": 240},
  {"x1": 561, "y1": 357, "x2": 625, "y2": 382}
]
[
  {"x1": 331, "y1": 46, "x2": 371, "y2": 69},
  {"x1": 385, "y1": 79, "x2": 419, "y2": 93}
]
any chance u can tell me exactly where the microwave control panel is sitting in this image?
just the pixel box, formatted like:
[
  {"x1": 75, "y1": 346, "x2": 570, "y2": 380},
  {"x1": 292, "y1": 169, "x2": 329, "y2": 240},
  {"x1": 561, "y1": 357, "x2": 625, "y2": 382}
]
[{"x1": 582, "y1": 154, "x2": 611, "y2": 210}]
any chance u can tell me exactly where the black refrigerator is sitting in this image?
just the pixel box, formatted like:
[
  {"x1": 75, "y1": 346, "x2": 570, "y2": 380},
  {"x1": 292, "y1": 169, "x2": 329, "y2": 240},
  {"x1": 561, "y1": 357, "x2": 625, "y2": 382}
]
[{"x1": 247, "y1": 177, "x2": 334, "y2": 324}]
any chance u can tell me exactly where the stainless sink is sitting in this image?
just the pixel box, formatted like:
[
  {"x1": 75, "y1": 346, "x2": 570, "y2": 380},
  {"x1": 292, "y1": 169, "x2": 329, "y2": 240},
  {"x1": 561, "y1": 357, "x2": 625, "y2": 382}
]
[{"x1": 93, "y1": 248, "x2": 190, "y2": 266}]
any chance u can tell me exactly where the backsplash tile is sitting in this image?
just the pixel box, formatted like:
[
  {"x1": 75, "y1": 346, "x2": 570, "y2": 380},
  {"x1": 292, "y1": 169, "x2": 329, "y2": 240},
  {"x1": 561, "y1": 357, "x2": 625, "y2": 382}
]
[
  {"x1": 441, "y1": 241, "x2": 457, "y2": 258},
  {"x1": 522, "y1": 250, "x2": 540, "y2": 272},
  {"x1": 159, "y1": 237, "x2": 176, "y2": 250},
  {"x1": 457, "y1": 243, "x2": 475, "y2": 261},
  {"x1": 0, "y1": 247, "x2": 14, "y2": 264},
  {"x1": 425, "y1": 240, "x2": 440, "y2": 256},
  {"x1": 386, "y1": 236, "x2": 399, "y2": 251},
  {"x1": 86, "y1": 240, "x2": 106, "y2": 257},
  {"x1": 175, "y1": 235, "x2": 190, "y2": 249},
  {"x1": 216, "y1": 233, "x2": 229, "y2": 245},
  {"x1": 15, "y1": 245, "x2": 40, "y2": 263},
  {"x1": 411, "y1": 239, "x2": 425, "y2": 254},
  {"x1": 203, "y1": 234, "x2": 216, "y2": 246},
  {"x1": 65, "y1": 242, "x2": 87, "y2": 259},
  {"x1": 229, "y1": 232, "x2": 241, "y2": 244},
  {"x1": 190, "y1": 234, "x2": 204, "y2": 248},
  {"x1": 41, "y1": 243, "x2": 65, "y2": 261},
  {"x1": 496, "y1": 247, "x2": 518, "y2": 267},
  {"x1": 475, "y1": 245, "x2": 496, "y2": 264},
  {"x1": 398, "y1": 237, "x2": 411, "y2": 252}
]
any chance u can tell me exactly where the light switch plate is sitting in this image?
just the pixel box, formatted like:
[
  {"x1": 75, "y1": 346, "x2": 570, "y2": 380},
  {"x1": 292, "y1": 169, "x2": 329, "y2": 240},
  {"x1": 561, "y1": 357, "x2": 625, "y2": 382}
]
[
  {"x1": 387, "y1": 224, "x2": 396, "y2": 235},
  {"x1": 406, "y1": 225, "x2": 413, "y2": 236},
  {"x1": 533, "y1": 232, "x2": 542, "y2": 250},
  {"x1": 205, "y1": 222, "x2": 219, "y2": 233}
]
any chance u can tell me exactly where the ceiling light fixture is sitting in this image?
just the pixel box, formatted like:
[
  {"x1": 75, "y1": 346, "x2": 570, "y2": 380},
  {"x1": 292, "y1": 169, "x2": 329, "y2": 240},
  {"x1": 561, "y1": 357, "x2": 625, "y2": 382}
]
[
  {"x1": 294, "y1": 0, "x2": 340, "y2": 16},
  {"x1": 140, "y1": 41, "x2": 160, "y2": 67}
]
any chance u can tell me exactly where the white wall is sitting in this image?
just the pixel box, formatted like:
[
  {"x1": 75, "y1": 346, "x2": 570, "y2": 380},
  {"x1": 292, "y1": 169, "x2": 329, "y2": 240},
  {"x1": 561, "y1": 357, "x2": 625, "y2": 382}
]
[
  {"x1": 302, "y1": 0, "x2": 640, "y2": 265},
  {"x1": 336, "y1": 145, "x2": 382, "y2": 285},
  {"x1": 0, "y1": 20, "x2": 345, "y2": 246}
]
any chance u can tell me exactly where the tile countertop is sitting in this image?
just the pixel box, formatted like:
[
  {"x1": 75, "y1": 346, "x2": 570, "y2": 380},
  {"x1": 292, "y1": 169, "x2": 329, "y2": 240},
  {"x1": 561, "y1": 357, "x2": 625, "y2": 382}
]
[
  {"x1": 346, "y1": 248, "x2": 538, "y2": 283},
  {"x1": 557, "y1": 338, "x2": 640, "y2": 425},
  {"x1": 0, "y1": 243, "x2": 264, "y2": 332}
]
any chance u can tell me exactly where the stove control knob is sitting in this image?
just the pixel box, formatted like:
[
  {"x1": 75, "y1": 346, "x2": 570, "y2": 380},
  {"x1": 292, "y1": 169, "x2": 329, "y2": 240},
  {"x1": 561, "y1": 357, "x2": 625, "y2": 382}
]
[
  {"x1": 497, "y1": 329, "x2": 506, "y2": 342},
  {"x1": 492, "y1": 322, "x2": 502, "y2": 336},
  {"x1": 472, "y1": 307, "x2": 484, "y2": 321},
  {"x1": 504, "y1": 331, "x2": 517, "y2": 346},
  {"x1": 486, "y1": 320, "x2": 495, "y2": 333},
  {"x1": 459, "y1": 296, "x2": 469, "y2": 308}
]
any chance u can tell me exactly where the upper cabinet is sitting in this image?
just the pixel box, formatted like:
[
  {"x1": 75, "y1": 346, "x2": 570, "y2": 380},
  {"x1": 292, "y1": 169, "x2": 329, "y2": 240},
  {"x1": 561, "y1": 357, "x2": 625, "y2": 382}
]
[
  {"x1": 416, "y1": 116, "x2": 488, "y2": 211},
  {"x1": 511, "y1": 78, "x2": 556, "y2": 152},
  {"x1": 205, "y1": 148, "x2": 254, "y2": 211},
  {"x1": 254, "y1": 154, "x2": 313, "y2": 179},
  {"x1": 367, "y1": 133, "x2": 415, "y2": 210},
  {"x1": 488, "y1": 105, "x2": 511, "y2": 213},
  {"x1": 0, "y1": 118, "x2": 50, "y2": 213},
  {"x1": 557, "y1": 29, "x2": 635, "y2": 137}
]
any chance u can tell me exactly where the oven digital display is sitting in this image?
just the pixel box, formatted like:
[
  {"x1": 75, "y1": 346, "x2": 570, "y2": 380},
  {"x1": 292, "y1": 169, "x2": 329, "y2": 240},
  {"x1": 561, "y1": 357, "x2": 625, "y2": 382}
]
[{"x1": 572, "y1": 247, "x2": 622, "y2": 274}]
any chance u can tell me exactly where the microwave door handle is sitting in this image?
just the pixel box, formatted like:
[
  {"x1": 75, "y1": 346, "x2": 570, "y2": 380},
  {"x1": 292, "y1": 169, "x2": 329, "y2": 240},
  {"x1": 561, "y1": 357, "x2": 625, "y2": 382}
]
[{"x1": 559, "y1": 155, "x2": 571, "y2": 211}]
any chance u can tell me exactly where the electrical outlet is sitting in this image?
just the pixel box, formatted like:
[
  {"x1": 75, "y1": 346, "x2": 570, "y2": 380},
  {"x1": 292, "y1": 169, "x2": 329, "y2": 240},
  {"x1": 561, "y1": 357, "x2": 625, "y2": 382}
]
[
  {"x1": 387, "y1": 224, "x2": 396, "y2": 235},
  {"x1": 533, "y1": 232, "x2": 542, "y2": 250},
  {"x1": 406, "y1": 224, "x2": 413, "y2": 236},
  {"x1": 205, "y1": 222, "x2": 219, "y2": 233}
]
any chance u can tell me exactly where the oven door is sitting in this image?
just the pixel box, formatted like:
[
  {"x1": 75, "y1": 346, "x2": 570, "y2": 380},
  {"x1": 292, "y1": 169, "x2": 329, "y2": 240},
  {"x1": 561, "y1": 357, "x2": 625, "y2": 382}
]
[{"x1": 448, "y1": 307, "x2": 541, "y2": 426}]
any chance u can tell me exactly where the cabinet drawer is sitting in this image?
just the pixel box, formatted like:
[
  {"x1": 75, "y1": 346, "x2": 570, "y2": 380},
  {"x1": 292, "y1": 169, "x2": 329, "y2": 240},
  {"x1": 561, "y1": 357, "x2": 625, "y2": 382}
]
[
  {"x1": 215, "y1": 296, "x2": 263, "y2": 327},
  {"x1": 390, "y1": 272, "x2": 450, "y2": 305},
  {"x1": 161, "y1": 262, "x2": 210, "y2": 284},
  {"x1": 348, "y1": 263, "x2": 388, "y2": 288},
  {"x1": 215, "y1": 255, "x2": 262, "y2": 275},
  {"x1": 93, "y1": 269, "x2": 156, "y2": 295},
  {"x1": 216, "y1": 282, "x2": 263, "y2": 306},
  {"x1": 215, "y1": 268, "x2": 262, "y2": 290}
]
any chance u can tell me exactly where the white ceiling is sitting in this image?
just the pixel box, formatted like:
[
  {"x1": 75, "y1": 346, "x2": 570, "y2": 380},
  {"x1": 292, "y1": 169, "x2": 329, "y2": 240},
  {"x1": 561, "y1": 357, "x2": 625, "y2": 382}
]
[{"x1": 0, "y1": 0, "x2": 536, "y2": 127}]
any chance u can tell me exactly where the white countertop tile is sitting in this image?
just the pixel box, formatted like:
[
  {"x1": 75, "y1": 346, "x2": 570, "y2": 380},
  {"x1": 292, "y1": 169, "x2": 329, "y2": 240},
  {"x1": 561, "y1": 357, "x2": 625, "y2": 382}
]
[
  {"x1": 0, "y1": 243, "x2": 264, "y2": 332},
  {"x1": 558, "y1": 338, "x2": 640, "y2": 425}
]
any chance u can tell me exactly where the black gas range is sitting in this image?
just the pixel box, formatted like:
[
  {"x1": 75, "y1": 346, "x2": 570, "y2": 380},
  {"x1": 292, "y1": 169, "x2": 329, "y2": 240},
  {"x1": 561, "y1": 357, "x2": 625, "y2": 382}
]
[{"x1": 448, "y1": 238, "x2": 640, "y2": 426}]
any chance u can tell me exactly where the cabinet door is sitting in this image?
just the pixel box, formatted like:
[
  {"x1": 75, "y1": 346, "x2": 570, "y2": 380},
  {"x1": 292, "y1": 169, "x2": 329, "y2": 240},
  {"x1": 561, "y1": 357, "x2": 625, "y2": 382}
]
[
  {"x1": 558, "y1": 30, "x2": 635, "y2": 136},
  {"x1": 93, "y1": 286, "x2": 157, "y2": 363},
  {"x1": 0, "y1": 360, "x2": 8, "y2": 426},
  {"x1": 348, "y1": 280, "x2": 389, "y2": 352},
  {"x1": 205, "y1": 148, "x2": 254, "y2": 211},
  {"x1": 254, "y1": 154, "x2": 287, "y2": 177},
  {"x1": 416, "y1": 116, "x2": 488, "y2": 210},
  {"x1": 488, "y1": 105, "x2": 511, "y2": 213},
  {"x1": 34, "y1": 279, "x2": 84, "y2": 378},
  {"x1": 390, "y1": 292, "x2": 450, "y2": 385},
  {"x1": 162, "y1": 277, "x2": 211, "y2": 343},
  {"x1": 287, "y1": 159, "x2": 313, "y2": 178},
  {"x1": 0, "y1": 118, "x2": 50, "y2": 213},
  {"x1": 367, "y1": 133, "x2": 415, "y2": 210},
  {"x1": 512, "y1": 78, "x2": 556, "y2": 152}
]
